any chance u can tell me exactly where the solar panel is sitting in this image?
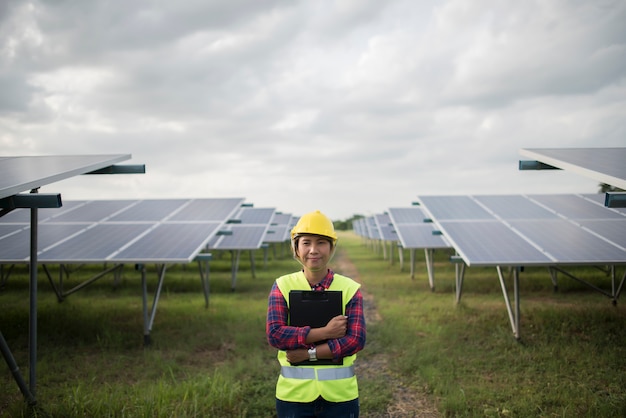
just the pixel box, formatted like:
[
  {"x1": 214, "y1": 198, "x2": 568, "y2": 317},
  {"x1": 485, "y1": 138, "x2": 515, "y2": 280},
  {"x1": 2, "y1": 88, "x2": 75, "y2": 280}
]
[
  {"x1": 108, "y1": 199, "x2": 188, "y2": 222},
  {"x1": 0, "y1": 198, "x2": 245, "y2": 263},
  {"x1": 0, "y1": 154, "x2": 131, "y2": 198},
  {"x1": 418, "y1": 196, "x2": 493, "y2": 221},
  {"x1": 387, "y1": 207, "x2": 450, "y2": 250},
  {"x1": 416, "y1": 194, "x2": 626, "y2": 266},
  {"x1": 211, "y1": 225, "x2": 269, "y2": 250},
  {"x1": 168, "y1": 198, "x2": 245, "y2": 222},
  {"x1": 113, "y1": 223, "x2": 222, "y2": 262},
  {"x1": 473, "y1": 195, "x2": 558, "y2": 220},
  {"x1": 528, "y1": 194, "x2": 624, "y2": 220},
  {"x1": 438, "y1": 221, "x2": 553, "y2": 266},
  {"x1": 393, "y1": 224, "x2": 450, "y2": 249},
  {"x1": 39, "y1": 224, "x2": 153, "y2": 263},
  {"x1": 520, "y1": 148, "x2": 626, "y2": 190},
  {"x1": 510, "y1": 220, "x2": 626, "y2": 264},
  {"x1": 236, "y1": 207, "x2": 275, "y2": 224},
  {"x1": 264, "y1": 212, "x2": 293, "y2": 243}
]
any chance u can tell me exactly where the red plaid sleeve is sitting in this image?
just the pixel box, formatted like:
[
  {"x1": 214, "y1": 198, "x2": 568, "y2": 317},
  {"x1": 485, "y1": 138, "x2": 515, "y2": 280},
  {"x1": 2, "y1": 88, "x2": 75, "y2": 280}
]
[{"x1": 266, "y1": 282, "x2": 310, "y2": 349}]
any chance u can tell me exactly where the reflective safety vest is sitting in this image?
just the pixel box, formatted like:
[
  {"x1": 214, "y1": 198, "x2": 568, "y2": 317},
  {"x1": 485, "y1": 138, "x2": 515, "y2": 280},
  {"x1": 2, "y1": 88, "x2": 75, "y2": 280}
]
[{"x1": 275, "y1": 272, "x2": 361, "y2": 403}]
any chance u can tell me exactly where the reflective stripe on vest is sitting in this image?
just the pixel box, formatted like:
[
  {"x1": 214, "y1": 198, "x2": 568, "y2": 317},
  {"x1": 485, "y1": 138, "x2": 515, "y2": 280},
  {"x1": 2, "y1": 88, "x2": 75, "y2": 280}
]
[{"x1": 281, "y1": 365, "x2": 355, "y2": 381}]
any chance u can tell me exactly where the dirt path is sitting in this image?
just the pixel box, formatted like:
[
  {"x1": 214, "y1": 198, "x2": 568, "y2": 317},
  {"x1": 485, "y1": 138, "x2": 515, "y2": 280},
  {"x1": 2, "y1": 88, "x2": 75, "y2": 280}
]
[{"x1": 333, "y1": 250, "x2": 440, "y2": 418}]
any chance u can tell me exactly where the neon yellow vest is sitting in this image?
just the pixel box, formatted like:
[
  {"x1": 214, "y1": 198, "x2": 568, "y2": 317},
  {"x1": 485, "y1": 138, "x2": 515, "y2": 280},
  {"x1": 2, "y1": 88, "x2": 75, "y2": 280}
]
[{"x1": 275, "y1": 271, "x2": 361, "y2": 402}]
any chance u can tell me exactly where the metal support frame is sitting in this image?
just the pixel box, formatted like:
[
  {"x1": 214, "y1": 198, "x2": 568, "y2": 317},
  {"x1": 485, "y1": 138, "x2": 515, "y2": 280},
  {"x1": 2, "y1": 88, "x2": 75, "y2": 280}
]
[
  {"x1": 195, "y1": 253, "x2": 212, "y2": 308},
  {"x1": 0, "y1": 191, "x2": 62, "y2": 404},
  {"x1": 138, "y1": 264, "x2": 168, "y2": 346},
  {"x1": 424, "y1": 248, "x2": 435, "y2": 291},
  {"x1": 230, "y1": 250, "x2": 241, "y2": 291},
  {"x1": 42, "y1": 264, "x2": 124, "y2": 302},
  {"x1": 548, "y1": 265, "x2": 624, "y2": 305},
  {"x1": 397, "y1": 245, "x2": 404, "y2": 272},
  {"x1": 497, "y1": 266, "x2": 521, "y2": 340}
]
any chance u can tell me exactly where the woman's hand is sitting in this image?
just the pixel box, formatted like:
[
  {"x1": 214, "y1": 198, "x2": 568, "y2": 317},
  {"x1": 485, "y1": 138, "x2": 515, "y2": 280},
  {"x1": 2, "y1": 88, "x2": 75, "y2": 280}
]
[
  {"x1": 324, "y1": 315, "x2": 348, "y2": 339},
  {"x1": 286, "y1": 348, "x2": 309, "y2": 364}
]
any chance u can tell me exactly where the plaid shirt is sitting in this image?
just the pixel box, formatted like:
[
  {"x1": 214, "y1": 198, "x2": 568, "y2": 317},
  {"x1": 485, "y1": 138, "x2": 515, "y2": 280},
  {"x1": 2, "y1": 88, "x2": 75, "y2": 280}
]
[{"x1": 266, "y1": 269, "x2": 366, "y2": 360}]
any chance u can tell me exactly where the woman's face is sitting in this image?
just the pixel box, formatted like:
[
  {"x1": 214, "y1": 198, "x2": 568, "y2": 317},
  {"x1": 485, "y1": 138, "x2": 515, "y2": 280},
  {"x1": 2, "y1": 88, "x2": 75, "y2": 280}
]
[{"x1": 296, "y1": 234, "x2": 332, "y2": 272}]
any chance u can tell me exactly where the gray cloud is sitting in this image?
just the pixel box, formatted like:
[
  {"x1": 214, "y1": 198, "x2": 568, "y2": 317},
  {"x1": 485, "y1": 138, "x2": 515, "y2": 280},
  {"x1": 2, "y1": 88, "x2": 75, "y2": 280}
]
[{"x1": 1, "y1": 0, "x2": 624, "y2": 219}]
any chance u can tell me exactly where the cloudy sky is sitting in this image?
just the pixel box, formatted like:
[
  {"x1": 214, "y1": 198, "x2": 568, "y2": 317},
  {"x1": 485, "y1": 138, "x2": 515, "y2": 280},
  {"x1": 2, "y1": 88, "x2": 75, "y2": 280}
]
[{"x1": 2, "y1": 1, "x2": 625, "y2": 219}]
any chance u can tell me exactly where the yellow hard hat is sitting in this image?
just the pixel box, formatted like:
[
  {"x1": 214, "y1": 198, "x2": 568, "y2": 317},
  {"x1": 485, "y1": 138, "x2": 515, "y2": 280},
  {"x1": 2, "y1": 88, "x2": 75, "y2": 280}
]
[{"x1": 291, "y1": 210, "x2": 337, "y2": 243}]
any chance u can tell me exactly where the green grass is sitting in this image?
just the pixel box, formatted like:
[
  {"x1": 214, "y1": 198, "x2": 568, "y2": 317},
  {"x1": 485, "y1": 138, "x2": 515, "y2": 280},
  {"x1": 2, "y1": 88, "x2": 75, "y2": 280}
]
[{"x1": 1, "y1": 232, "x2": 625, "y2": 417}]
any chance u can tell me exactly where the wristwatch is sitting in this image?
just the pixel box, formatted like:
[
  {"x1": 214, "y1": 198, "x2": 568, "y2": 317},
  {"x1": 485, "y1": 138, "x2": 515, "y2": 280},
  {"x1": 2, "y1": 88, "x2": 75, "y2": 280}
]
[{"x1": 308, "y1": 347, "x2": 317, "y2": 361}]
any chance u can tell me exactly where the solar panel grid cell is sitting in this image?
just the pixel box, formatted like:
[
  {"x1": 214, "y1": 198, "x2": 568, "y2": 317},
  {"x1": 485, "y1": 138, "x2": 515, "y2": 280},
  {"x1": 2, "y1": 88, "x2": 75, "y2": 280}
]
[
  {"x1": 418, "y1": 196, "x2": 493, "y2": 220},
  {"x1": 529, "y1": 194, "x2": 624, "y2": 220},
  {"x1": 510, "y1": 220, "x2": 626, "y2": 263},
  {"x1": 115, "y1": 223, "x2": 221, "y2": 262}
]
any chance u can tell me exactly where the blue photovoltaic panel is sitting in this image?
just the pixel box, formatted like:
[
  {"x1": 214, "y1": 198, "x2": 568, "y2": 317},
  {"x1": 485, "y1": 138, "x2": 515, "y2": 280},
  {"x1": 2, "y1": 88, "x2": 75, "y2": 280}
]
[
  {"x1": 578, "y1": 220, "x2": 626, "y2": 249},
  {"x1": 510, "y1": 220, "x2": 626, "y2": 263},
  {"x1": 417, "y1": 194, "x2": 626, "y2": 266},
  {"x1": 528, "y1": 194, "x2": 624, "y2": 220},
  {"x1": 108, "y1": 199, "x2": 188, "y2": 222},
  {"x1": 365, "y1": 216, "x2": 381, "y2": 240},
  {"x1": 168, "y1": 198, "x2": 244, "y2": 221},
  {"x1": 418, "y1": 196, "x2": 493, "y2": 221},
  {"x1": 237, "y1": 207, "x2": 275, "y2": 224},
  {"x1": 211, "y1": 225, "x2": 269, "y2": 250},
  {"x1": 388, "y1": 207, "x2": 427, "y2": 224},
  {"x1": 0, "y1": 198, "x2": 245, "y2": 263},
  {"x1": 394, "y1": 224, "x2": 450, "y2": 249},
  {"x1": 374, "y1": 214, "x2": 397, "y2": 241},
  {"x1": 114, "y1": 223, "x2": 222, "y2": 262},
  {"x1": 520, "y1": 148, "x2": 626, "y2": 190},
  {"x1": 0, "y1": 200, "x2": 86, "y2": 223},
  {"x1": 387, "y1": 207, "x2": 450, "y2": 250},
  {"x1": 0, "y1": 154, "x2": 130, "y2": 199},
  {"x1": 39, "y1": 224, "x2": 153, "y2": 263},
  {"x1": 0, "y1": 224, "x2": 91, "y2": 262},
  {"x1": 379, "y1": 224, "x2": 398, "y2": 241},
  {"x1": 0, "y1": 224, "x2": 23, "y2": 239},
  {"x1": 265, "y1": 225, "x2": 289, "y2": 243},
  {"x1": 474, "y1": 195, "x2": 558, "y2": 220},
  {"x1": 52, "y1": 200, "x2": 136, "y2": 222},
  {"x1": 438, "y1": 221, "x2": 553, "y2": 266},
  {"x1": 582, "y1": 193, "x2": 626, "y2": 215}
]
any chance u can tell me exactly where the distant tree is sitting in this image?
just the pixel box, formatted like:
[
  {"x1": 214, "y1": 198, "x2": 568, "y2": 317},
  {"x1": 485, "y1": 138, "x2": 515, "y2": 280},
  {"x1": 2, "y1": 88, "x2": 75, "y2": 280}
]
[{"x1": 333, "y1": 214, "x2": 364, "y2": 231}]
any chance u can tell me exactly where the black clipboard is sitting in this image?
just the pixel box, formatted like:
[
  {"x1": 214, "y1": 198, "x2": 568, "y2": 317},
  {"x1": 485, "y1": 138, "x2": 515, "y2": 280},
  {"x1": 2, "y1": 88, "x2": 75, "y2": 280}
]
[{"x1": 289, "y1": 290, "x2": 343, "y2": 365}]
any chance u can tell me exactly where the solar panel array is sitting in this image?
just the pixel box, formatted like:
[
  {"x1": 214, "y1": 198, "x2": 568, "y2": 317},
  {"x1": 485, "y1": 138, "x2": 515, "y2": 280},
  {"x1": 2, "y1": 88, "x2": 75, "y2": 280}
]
[
  {"x1": 416, "y1": 194, "x2": 626, "y2": 267},
  {"x1": 0, "y1": 198, "x2": 245, "y2": 263}
]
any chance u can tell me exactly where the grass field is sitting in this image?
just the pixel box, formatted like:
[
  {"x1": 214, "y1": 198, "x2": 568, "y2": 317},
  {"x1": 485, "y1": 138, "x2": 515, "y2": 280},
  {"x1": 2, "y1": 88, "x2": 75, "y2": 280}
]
[{"x1": 1, "y1": 231, "x2": 625, "y2": 417}]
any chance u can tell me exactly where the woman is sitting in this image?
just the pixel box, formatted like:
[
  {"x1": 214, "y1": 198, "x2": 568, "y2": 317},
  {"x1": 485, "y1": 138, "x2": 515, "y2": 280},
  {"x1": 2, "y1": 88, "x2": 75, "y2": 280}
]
[{"x1": 266, "y1": 210, "x2": 366, "y2": 418}]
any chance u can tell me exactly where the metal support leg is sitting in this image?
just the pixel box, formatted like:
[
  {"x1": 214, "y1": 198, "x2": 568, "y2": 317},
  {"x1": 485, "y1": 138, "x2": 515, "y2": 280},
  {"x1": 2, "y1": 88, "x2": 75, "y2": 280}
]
[
  {"x1": 455, "y1": 262, "x2": 465, "y2": 304},
  {"x1": 198, "y1": 258, "x2": 210, "y2": 308},
  {"x1": 231, "y1": 250, "x2": 241, "y2": 291},
  {"x1": 249, "y1": 250, "x2": 256, "y2": 279},
  {"x1": 0, "y1": 331, "x2": 36, "y2": 405},
  {"x1": 497, "y1": 266, "x2": 521, "y2": 339},
  {"x1": 140, "y1": 264, "x2": 168, "y2": 346},
  {"x1": 424, "y1": 248, "x2": 435, "y2": 291},
  {"x1": 29, "y1": 205, "x2": 38, "y2": 397},
  {"x1": 398, "y1": 245, "x2": 404, "y2": 272}
]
